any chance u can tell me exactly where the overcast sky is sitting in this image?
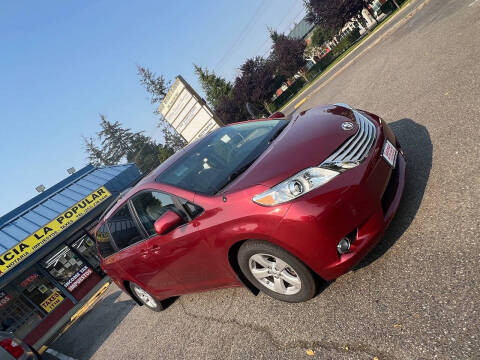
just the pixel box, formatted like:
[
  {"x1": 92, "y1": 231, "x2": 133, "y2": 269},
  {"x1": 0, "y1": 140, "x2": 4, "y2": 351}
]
[{"x1": 0, "y1": 0, "x2": 306, "y2": 217}]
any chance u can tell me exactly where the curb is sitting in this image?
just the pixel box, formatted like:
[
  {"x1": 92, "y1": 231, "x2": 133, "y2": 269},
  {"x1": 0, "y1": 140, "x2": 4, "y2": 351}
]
[{"x1": 38, "y1": 281, "x2": 111, "y2": 355}]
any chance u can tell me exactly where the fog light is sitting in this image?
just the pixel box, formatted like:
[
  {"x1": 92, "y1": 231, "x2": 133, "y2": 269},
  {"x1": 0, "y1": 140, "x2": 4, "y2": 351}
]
[{"x1": 337, "y1": 238, "x2": 351, "y2": 254}]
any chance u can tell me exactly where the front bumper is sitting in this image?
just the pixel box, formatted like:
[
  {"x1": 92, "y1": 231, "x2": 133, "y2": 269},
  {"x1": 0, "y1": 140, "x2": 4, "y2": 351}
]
[
  {"x1": 273, "y1": 120, "x2": 406, "y2": 281},
  {"x1": 319, "y1": 153, "x2": 406, "y2": 279}
]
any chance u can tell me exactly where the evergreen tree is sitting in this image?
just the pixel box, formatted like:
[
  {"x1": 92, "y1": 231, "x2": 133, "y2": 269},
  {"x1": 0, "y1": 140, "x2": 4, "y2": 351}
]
[
  {"x1": 97, "y1": 115, "x2": 136, "y2": 164},
  {"x1": 127, "y1": 133, "x2": 168, "y2": 174},
  {"x1": 83, "y1": 114, "x2": 170, "y2": 174},
  {"x1": 137, "y1": 65, "x2": 169, "y2": 104},
  {"x1": 137, "y1": 65, "x2": 187, "y2": 152},
  {"x1": 193, "y1": 64, "x2": 233, "y2": 110}
]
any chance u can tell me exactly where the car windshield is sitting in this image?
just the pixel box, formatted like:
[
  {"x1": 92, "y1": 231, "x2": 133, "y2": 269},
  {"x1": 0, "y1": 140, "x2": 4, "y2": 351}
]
[{"x1": 156, "y1": 119, "x2": 288, "y2": 195}]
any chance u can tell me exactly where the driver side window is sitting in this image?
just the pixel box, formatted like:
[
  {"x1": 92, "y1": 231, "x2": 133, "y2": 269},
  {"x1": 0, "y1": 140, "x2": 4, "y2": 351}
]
[{"x1": 132, "y1": 191, "x2": 176, "y2": 236}]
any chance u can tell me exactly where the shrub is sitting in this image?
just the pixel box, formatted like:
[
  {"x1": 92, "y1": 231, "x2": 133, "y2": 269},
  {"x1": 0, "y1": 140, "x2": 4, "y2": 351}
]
[
  {"x1": 381, "y1": 1, "x2": 396, "y2": 13},
  {"x1": 306, "y1": 52, "x2": 335, "y2": 80},
  {"x1": 332, "y1": 29, "x2": 360, "y2": 57},
  {"x1": 270, "y1": 78, "x2": 307, "y2": 111},
  {"x1": 265, "y1": 102, "x2": 277, "y2": 114}
]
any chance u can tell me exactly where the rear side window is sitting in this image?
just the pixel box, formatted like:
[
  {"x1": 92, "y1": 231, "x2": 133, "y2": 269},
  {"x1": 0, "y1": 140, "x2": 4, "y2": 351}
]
[
  {"x1": 132, "y1": 191, "x2": 176, "y2": 236},
  {"x1": 96, "y1": 223, "x2": 115, "y2": 258},
  {"x1": 107, "y1": 205, "x2": 143, "y2": 250}
]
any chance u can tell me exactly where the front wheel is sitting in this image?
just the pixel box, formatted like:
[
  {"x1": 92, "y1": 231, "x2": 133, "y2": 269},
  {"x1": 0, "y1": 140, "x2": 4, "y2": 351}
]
[
  {"x1": 237, "y1": 240, "x2": 316, "y2": 303},
  {"x1": 129, "y1": 282, "x2": 163, "y2": 312}
]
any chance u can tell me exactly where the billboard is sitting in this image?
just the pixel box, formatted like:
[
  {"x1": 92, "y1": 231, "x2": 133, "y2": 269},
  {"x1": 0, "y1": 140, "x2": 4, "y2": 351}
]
[{"x1": 158, "y1": 76, "x2": 223, "y2": 143}]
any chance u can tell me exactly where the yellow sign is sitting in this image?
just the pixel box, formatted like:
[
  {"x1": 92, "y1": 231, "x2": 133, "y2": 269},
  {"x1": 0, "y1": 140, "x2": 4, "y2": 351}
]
[
  {"x1": 40, "y1": 291, "x2": 64, "y2": 313},
  {"x1": 0, "y1": 186, "x2": 111, "y2": 276}
]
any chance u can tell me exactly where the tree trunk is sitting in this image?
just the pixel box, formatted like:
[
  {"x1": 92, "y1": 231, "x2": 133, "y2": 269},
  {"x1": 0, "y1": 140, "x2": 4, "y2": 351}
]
[
  {"x1": 300, "y1": 71, "x2": 309, "y2": 82},
  {"x1": 263, "y1": 101, "x2": 272, "y2": 115}
]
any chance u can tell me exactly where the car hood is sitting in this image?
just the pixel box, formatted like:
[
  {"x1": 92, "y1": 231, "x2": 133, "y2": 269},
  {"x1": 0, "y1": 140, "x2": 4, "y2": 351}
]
[{"x1": 225, "y1": 104, "x2": 357, "y2": 191}]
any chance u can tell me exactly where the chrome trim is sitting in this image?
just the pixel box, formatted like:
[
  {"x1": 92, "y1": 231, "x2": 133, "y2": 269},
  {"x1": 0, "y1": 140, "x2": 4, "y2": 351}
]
[
  {"x1": 341, "y1": 122, "x2": 354, "y2": 131},
  {"x1": 322, "y1": 104, "x2": 377, "y2": 165}
]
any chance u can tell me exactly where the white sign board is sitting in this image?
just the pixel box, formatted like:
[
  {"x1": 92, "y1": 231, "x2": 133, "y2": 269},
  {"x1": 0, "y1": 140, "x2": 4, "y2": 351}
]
[{"x1": 159, "y1": 76, "x2": 221, "y2": 143}]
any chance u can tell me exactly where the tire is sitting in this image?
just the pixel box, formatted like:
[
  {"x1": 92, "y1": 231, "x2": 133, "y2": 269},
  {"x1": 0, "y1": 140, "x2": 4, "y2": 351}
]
[
  {"x1": 129, "y1": 282, "x2": 163, "y2": 312},
  {"x1": 237, "y1": 240, "x2": 316, "y2": 303}
]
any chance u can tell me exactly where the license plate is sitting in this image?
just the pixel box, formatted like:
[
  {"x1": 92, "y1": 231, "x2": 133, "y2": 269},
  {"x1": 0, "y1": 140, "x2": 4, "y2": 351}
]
[{"x1": 382, "y1": 140, "x2": 398, "y2": 168}]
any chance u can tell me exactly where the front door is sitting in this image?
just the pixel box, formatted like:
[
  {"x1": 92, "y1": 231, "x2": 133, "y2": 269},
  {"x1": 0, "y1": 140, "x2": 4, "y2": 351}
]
[
  {"x1": 105, "y1": 203, "x2": 178, "y2": 297},
  {"x1": 131, "y1": 191, "x2": 229, "y2": 293}
]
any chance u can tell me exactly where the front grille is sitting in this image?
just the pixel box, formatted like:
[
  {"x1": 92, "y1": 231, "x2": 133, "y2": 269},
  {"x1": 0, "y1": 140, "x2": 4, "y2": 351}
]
[{"x1": 322, "y1": 105, "x2": 377, "y2": 165}]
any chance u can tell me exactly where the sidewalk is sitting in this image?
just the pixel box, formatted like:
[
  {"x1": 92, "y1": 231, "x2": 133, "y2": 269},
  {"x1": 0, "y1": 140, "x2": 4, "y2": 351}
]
[{"x1": 37, "y1": 279, "x2": 112, "y2": 356}]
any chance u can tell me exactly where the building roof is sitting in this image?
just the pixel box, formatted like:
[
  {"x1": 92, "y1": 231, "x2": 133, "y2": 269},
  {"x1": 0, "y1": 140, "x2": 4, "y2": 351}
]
[
  {"x1": 288, "y1": 18, "x2": 315, "y2": 41},
  {"x1": 0, "y1": 163, "x2": 141, "y2": 252}
]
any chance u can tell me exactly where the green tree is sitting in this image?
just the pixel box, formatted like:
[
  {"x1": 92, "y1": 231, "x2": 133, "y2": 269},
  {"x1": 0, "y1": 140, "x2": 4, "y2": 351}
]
[
  {"x1": 270, "y1": 31, "x2": 308, "y2": 81},
  {"x1": 128, "y1": 133, "x2": 169, "y2": 173},
  {"x1": 215, "y1": 93, "x2": 251, "y2": 124},
  {"x1": 136, "y1": 65, "x2": 169, "y2": 104},
  {"x1": 304, "y1": 0, "x2": 365, "y2": 31},
  {"x1": 193, "y1": 64, "x2": 233, "y2": 110},
  {"x1": 310, "y1": 26, "x2": 334, "y2": 47},
  {"x1": 83, "y1": 114, "x2": 170, "y2": 174},
  {"x1": 234, "y1": 56, "x2": 276, "y2": 114},
  {"x1": 136, "y1": 65, "x2": 187, "y2": 152}
]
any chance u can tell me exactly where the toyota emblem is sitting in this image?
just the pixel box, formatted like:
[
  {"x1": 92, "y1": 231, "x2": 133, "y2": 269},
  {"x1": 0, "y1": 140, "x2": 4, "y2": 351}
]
[{"x1": 341, "y1": 122, "x2": 354, "y2": 131}]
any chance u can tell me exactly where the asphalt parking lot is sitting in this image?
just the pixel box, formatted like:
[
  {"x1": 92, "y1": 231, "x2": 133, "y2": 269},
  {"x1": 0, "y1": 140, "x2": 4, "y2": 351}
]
[{"x1": 45, "y1": 0, "x2": 480, "y2": 358}]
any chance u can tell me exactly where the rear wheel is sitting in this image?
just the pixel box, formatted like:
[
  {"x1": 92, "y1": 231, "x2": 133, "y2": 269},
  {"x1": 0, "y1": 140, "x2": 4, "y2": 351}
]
[
  {"x1": 129, "y1": 282, "x2": 163, "y2": 312},
  {"x1": 238, "y1": 240, "x2": 316, "y2": 303}
]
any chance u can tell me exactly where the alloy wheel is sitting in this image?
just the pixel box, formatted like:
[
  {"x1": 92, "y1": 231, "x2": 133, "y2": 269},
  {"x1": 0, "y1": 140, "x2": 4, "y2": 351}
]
[
  {"x1": 248, "y1": 253, "x2": 302, "y2": 295},
  {"x1": 133, "y1": 285, "x2": 157, "y2": 308}
]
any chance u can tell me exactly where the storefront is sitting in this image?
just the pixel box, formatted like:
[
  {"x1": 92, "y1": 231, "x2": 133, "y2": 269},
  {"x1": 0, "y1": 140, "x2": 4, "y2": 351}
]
[{"x1": 0, "y1": 163, "x2": 141, "y2": 349}]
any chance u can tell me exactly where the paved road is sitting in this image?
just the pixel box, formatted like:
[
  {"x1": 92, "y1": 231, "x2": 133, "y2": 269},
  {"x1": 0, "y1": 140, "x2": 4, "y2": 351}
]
[
  {"x1": 280, "y1": 0, "x2": 424, "y2": 116},
  {"x1": 48, "y1": 0, "x2": 480, "y2": 359}
]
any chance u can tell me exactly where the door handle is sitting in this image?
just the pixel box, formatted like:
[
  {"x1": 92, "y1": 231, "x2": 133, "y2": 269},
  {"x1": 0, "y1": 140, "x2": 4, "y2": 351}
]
[
  {"x1": 151, "y1": 244, "x2": 161, "y2": 254},
  {"x1": 140, "y1": 249, "x2": 149, "y2": 258}
]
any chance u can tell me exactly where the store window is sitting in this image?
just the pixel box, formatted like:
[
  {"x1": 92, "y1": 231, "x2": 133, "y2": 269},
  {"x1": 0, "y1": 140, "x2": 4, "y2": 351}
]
[
  {"x1": 71, "y1": 234, "x2": 101, "y2": 272},
  {"x1": 107, "y1": 205, "x2": 143, "y2": 250},
  {"x1": 42, "y1": 246, "x2": 93, "y2": 293},
  {"x1": 19, "y1": 271, "x2": 65, "y2": 315},
  {"x1": 96, "y1": 223, "x2": 115, "y2": 258},
  {"x1": 0, "y1": 288, "x2": 43, "y2": 338}
]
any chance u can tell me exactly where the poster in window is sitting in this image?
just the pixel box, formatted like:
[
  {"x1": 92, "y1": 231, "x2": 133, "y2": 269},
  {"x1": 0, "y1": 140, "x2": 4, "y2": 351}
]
[
  {"x1": 20, "y1": 273, "x2": 38, "y2": 288},
  {"x1": 0, "y1": 291, "x2": 11, "y2": 308},
  {"x1": 64, "y1": 265, "x2": 93, "y2": 292},
  {"x1": 40, "y1": 291, "x2": 64, "y2": 313}
]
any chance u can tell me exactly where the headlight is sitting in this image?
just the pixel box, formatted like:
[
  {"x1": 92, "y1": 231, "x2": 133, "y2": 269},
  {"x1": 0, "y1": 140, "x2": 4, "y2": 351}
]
[{"x1": 252, "y1": 167, "x2": 340, "y2": 206}]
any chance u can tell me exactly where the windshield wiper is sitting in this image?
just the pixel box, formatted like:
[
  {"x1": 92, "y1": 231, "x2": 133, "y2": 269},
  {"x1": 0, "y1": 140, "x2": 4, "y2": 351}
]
[{"x1": 215, "y1": 159, "x2": 257, "y2": 193}]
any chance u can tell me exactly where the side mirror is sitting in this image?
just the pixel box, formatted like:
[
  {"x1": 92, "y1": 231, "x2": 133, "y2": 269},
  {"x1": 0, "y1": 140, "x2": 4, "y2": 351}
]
[
  {"x1": 154, "y1": 211, "x2": 183, "y2": 235},
  {"x1": 268, "y1": 112, "x2": 285, "y2": 119}
]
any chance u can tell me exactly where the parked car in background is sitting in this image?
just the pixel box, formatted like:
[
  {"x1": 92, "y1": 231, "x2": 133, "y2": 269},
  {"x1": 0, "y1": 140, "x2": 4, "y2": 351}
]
[
  {"x1": 0, "y1": 332, "x2": 39, "y2": 360},
  {"x1": 94, "y1": 103, "x2": 406, "y2": 310}
]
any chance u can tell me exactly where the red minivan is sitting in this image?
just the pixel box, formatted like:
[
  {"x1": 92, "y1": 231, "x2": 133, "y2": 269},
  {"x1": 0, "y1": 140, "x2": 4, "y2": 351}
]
[{"x1": 95, "y1": 104, "x2": 405, "y2": 310}]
